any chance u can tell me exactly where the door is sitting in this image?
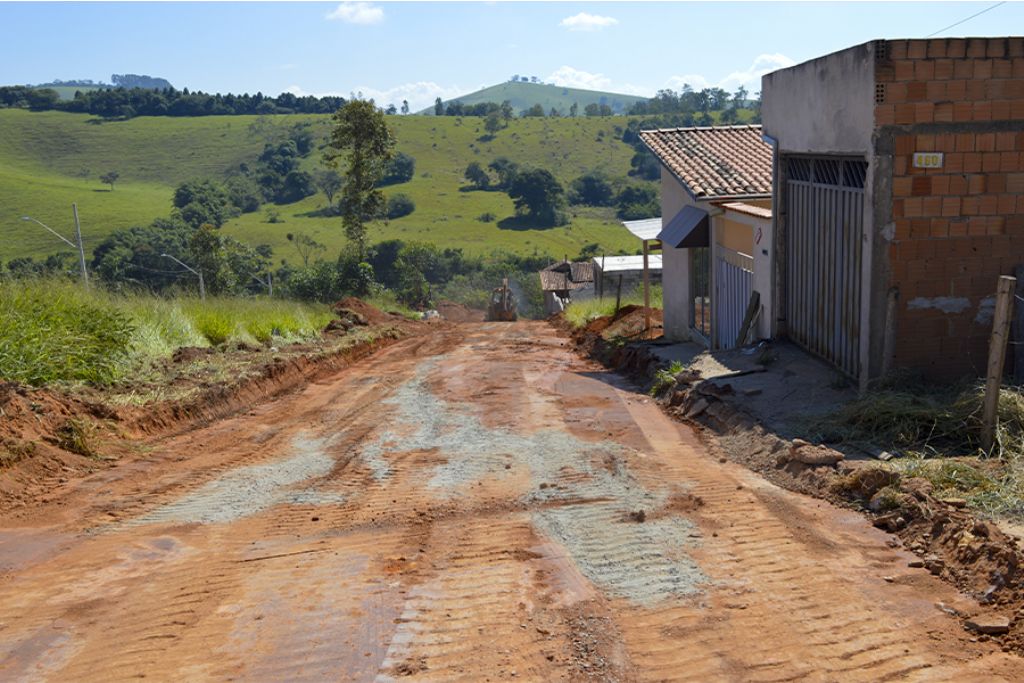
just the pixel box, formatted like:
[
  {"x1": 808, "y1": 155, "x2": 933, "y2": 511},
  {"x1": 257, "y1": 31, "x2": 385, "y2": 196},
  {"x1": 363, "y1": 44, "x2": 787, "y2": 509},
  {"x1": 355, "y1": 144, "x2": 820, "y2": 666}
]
[
  {"x1": 715, "y1": 247, "x2": 754, "y2": 349},
  {"x1": 784, "y1": 156, "x2": 867, "y2": 377}
]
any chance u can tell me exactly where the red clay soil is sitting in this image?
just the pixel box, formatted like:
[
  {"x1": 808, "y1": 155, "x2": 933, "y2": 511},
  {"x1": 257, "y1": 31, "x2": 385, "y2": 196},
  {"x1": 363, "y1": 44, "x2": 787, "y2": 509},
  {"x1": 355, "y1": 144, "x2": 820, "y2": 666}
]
[
  {"x1": 0, "y1": 309, "x2": 418, "y2": 513},
  {"x1": 435, "y1": 300, "x2": 485, "y2": 322},
  {"x1": 333, "y1": 296, "x2": 401, "y2": 324}
]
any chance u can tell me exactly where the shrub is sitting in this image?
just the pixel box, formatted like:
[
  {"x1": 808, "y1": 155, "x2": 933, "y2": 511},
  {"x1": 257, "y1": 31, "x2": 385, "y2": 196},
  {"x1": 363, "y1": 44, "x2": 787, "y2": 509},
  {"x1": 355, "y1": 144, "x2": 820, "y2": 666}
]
[{"x1": 386, "y1": 194, "x2": 416, "y2": 219}]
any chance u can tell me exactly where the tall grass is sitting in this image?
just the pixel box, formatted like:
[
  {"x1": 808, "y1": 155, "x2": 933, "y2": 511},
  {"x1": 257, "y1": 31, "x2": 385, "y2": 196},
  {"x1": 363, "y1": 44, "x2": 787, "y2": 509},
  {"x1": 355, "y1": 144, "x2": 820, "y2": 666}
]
[
  {"x1": 0, "y1": 278, "x2": 333, "y2": 386},
  {"x1": 564, "y1": 285, "x2": 663, "y2": 329}
]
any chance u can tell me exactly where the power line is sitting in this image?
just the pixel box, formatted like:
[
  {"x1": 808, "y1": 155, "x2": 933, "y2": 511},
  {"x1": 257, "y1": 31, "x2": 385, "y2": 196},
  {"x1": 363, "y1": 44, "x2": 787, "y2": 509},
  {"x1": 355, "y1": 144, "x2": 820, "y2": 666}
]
[{"x1": 926, "y1": 2, "x2": 1005, "y2": 38}]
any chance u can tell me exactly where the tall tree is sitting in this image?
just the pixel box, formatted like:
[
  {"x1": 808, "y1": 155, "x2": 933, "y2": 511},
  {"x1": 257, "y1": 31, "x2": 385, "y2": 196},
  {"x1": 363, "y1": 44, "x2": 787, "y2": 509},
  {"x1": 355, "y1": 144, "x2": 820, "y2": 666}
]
[
  {"x1": 434, "y1": 97, "x2": 444, "y2": 116},
  {"x1": 400, "y1": 99, "x2": 410, "y2": 115},
  {"x1": 100, "y1": 170, "x2": 120, "y2": 191},
  {"x1": 323, "y1": 100, "x2": 396, "y2": 257},
  {"x1": 483, "y1": 112, "x2": 502, "y2": 137},
  {"x1": 508, "y1": 168, "x2": 566, "y2": 227},
  {"x1": 315, "y1": 169, "x2": 343, "y2": 206}
]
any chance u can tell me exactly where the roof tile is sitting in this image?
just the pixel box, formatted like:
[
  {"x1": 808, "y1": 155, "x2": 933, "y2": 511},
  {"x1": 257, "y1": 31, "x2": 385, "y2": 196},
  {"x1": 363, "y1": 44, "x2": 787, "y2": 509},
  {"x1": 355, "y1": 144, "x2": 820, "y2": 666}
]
[{"x1": 640, "y1": 125, "x2": 772, "y2": 200}]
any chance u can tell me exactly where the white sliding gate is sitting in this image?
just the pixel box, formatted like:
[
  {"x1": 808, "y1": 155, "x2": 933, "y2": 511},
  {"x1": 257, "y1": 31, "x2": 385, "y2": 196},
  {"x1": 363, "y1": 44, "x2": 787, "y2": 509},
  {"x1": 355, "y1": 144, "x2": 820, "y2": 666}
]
[
  {"x1": 715, "y1": 247, "x2": 753, "y2": 349},
  {"x1": 784, "y1": 156, "x2": 867, "y2": 377}
]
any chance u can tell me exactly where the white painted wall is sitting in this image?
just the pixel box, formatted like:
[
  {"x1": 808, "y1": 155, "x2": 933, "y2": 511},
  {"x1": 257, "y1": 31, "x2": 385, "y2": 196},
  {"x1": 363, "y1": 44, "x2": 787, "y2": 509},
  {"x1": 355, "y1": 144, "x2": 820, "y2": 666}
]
[{"x1": 659, "y1": 169, "x2": 694, "y2": 341}]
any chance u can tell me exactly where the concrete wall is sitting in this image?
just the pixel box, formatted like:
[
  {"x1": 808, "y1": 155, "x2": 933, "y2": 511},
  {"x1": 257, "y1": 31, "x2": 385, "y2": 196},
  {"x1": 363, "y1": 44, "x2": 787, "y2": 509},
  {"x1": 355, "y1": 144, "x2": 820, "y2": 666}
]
[
  {"x1": 762, "y1": 42, "x2": 876, "y2": 155},
  {"x1": 716, "y1": 217, "x2": 755, "y2": 254},
  {"x1": 659, "y1": 169, "x2": 695, "y2": 341}
]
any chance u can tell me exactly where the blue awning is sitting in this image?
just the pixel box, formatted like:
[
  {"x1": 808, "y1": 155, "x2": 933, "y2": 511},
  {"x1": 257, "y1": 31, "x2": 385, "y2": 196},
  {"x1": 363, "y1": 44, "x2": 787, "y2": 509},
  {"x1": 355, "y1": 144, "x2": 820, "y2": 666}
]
[{"x1": 657, "y1": 205, "x2": 709, "y2": 248}]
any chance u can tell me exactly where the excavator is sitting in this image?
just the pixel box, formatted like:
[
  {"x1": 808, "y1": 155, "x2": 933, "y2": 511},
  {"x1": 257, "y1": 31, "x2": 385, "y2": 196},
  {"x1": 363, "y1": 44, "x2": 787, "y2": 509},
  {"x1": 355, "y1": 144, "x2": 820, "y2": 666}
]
[{"x1": 486, "y1": 278, "x2": 518, "y2": 321}]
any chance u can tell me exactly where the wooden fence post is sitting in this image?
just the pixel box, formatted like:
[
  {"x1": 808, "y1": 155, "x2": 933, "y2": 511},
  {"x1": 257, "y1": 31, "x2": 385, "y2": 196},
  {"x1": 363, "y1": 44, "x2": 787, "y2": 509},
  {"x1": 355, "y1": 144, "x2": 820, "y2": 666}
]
[
  {"x1": 1013, "y1": 266, "x2": 1024, "y2": 384},
  {"x1": 982, "y1": 275, "x2": 1016, "y2": 452}
]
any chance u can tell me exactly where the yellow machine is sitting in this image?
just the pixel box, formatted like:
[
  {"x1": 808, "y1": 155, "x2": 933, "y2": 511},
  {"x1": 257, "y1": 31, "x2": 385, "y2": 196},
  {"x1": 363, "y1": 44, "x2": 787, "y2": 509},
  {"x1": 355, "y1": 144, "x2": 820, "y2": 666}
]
[{"x1": 486, "y1": 278, "x2": 518, "y2": 321}]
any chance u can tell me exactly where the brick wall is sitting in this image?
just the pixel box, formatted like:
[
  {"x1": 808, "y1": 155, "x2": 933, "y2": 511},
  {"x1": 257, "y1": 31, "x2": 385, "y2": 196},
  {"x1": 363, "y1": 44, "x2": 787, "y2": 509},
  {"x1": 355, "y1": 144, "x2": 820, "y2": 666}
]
[{"x1": 876, "y1": 37, "x2": 1024, "y2": 378}]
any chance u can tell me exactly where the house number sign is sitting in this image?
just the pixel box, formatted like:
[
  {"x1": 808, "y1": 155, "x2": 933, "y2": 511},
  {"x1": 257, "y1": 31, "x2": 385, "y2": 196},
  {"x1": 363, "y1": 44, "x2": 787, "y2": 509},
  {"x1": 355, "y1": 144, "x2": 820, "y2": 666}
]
[{"x1": 912, "y1": 152, "x2": 944, "y2": 169}]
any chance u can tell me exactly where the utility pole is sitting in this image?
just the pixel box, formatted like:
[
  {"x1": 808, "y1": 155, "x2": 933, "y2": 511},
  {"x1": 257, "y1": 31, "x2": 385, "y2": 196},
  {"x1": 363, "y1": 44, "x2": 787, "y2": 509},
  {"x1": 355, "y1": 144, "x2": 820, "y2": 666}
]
[
  {"x1": 161, "y1": 253, "x2": 206, "y2": 301},
  {"x1": 71, "y1": 204, "x2": 88, "y2": 287},
  {"x1": 20, "y1": 208, "x2": 88, "y2": 287}
]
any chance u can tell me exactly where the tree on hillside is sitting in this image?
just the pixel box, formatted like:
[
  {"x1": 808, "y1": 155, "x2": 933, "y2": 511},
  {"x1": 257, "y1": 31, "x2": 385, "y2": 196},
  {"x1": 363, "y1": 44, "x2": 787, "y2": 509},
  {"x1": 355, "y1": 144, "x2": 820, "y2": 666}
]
[
  {"x1": 323, "y1": 99, "x2": 396, "y2": 258},
  {"x1": 569, "y1": 172, "x2": 614, "y2": 206},
  {"x1": 733, "y1": 86, "x2": 748, "y2": 108},
  {"x1": 385, "y1": 103, "x2": 397, "y2": 115},
  {"x1": 173, "y1": 179, "x2": 233, "y2": 228},
  {"x1": 500, "y1": 100, "x2": 513, "y2": 125},
  {"x1": 464, "y1": 161, "x2": 490, "y2": 190},
  {"x1": 508, "y1": 168, "x2": 566, "y2": 227},
  {"x1": 434, "y1": 97, "x2": 444, "y2": 116},
  {"x1": 100, "y1": 170, "x2": 120, "y2": 191},
  {"x1": 569, "y1": 102, "x2": 579, "y2": 117},
  {"x1": 483, "y1": 112, "x2": 502, "y2": 137},
  {"x1": 381, "y1": 151, "x2": 416, "y2": 185},
  {"x1": 522, "y1": 103, "x2": 545, "y2": 117},
  {"x1": 401, "y1": 100, "x2": 410, "y2": 115},
  {"x1": 488, "y1": 157, "x2": 520, "y2": 190},
  {"x1": 315, "y1": 169, "x2": 343, "y2": 206},
  {"x1": 287, "y1": 232, "x2": 326, "y2": 267}
]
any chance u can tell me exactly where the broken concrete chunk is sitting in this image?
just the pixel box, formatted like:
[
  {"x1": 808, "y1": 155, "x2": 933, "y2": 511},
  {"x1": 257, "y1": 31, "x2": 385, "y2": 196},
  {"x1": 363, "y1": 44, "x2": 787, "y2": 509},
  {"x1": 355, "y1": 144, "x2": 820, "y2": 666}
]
[
  {"x1": 965, "y1": 615, "x2": 1011, "y2": 635},
  {"x1": 685, "y1": 398, "x2": 709, "y2": 418}
]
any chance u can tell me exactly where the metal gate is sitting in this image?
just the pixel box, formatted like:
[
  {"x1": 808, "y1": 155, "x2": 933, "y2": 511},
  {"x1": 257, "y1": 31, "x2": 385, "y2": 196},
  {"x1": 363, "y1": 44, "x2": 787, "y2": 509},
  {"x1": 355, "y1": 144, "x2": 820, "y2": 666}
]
[
  {"x1": 784, "y1": 156, "x2": 867, "y2": 376},
  {"x1": 715, "y1": 247, "x2": 753, "y2": 349}
]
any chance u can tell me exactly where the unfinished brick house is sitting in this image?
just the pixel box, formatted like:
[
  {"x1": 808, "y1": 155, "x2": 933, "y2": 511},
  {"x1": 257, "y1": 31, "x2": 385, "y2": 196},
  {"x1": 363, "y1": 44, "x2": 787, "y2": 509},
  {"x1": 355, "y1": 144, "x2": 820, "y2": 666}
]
[{"x1": 762, "y1": 36, "x2": 1024, "y2": 386}]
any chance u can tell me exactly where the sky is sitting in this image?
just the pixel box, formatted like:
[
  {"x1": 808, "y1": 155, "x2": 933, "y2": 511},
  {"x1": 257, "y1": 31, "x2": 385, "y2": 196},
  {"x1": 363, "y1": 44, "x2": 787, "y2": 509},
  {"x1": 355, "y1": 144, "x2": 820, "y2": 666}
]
[{"x1": 2, "y1": 1, "x2": 1022, "y2": 110}]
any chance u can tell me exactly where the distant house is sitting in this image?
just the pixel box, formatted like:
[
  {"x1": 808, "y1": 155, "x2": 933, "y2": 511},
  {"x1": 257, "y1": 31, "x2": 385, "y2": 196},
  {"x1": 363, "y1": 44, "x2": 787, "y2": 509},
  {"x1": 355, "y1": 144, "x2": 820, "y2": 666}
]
[
  {"x1": 539, "y1": 260, "x2": 595, "y2": 315},
  {"x1": 592, "y1": 254, "x2": 663, "y2": 299},
  {"x1": 640, "y1": 125, "x2": 774, "y2": 349},
  {"x1": 761, "y1": 36, "x2": 1024, "y2": 384}
]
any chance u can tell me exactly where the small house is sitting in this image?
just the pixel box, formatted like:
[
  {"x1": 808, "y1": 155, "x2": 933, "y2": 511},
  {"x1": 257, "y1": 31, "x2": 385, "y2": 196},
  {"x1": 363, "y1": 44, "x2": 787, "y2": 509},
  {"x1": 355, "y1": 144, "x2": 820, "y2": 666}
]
[
  {"x1": 592, "y1": 254, "x2": 663, "y2": 299},
  {"x1": 640, "y1": 125, "x2": 774, "y2": 349},
  {"x1": 761, "y1": 37, "x2": 1024, "y2": 384},
  {"x1": 539, "y1": 260, "x2": 595, "y2": 315}
]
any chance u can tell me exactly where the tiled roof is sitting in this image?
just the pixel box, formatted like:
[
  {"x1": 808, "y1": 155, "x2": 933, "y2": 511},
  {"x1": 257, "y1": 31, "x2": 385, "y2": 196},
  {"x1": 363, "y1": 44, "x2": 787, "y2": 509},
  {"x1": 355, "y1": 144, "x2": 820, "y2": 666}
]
[
  {"x1": 539, "y1": 260, "x2": 594, "y2": 291},
  {"x1": 640, "y1": 125, "x2": 772, "y2": 200},
  {"x1": 718, "y1": 201, "x2": 773, "y2": 220}
]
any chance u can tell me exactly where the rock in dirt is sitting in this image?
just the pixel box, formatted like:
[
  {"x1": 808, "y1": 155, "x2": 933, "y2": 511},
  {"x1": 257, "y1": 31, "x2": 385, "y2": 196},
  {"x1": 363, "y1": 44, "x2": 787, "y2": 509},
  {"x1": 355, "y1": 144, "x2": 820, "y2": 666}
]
[
  {"x1": 789, "y1": 443, "x2": 844, "y2": 466},
  {"x1": 965, "y1": 615, "x2": 1011, "y2": 635},
  {"x1": 686, "y1": 398, "x2": 709, "y2": 419}
]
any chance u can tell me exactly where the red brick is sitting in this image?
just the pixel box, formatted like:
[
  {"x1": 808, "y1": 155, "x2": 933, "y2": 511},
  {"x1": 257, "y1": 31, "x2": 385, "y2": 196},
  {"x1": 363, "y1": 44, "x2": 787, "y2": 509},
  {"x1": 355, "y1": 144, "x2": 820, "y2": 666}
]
[
  {"x1": 894, "y1": 60, "x2": 915, "y2": 81},
  {"x1": 946, "y1": 80, "x2": 967, "y2": 99},
  {"x1": 966, "y1": 79, "x2": 986, "y2": 100},
  {"x1": 954, "y1": 133, "x2": 975, "y2": 152},
  {"x1": 968, "y1": 39, "x2": 988, "y2": 58},
  {"x1": 926, "y1": 40, "x2": 947, "y2": 59},
  {"x1": 963, "y1": 152, "x2": 983, "y2": 173},
  {"x1": 968, "y1": 217, "x2": 988, "y2": 236},
  {"x1": 1015, "y1": 58, "x2": 1024, "y2": 78},
  {"x1": 988, "y1": 39, "x2": 1007, "y2": 58},
  {"x1": 979, "y1": 194, "x2": 999, "y2": 215},
  {"x1": 948, "y1": 39, "x2": 968, "y2": 59},
  {"x1": 875, "y1": 104, "x2": 895, "y2": 126},
  {"x1": 962, "y1": 196, "x2": 980, "y2": 215},
  {"x1": 893, "y1": 176, "x2": 912, "y2": 197},
  {"x1": 983, "y1": 152, "x2": 1002, "y2": 173},
  {"x1": 895, "y1": 156, "x2": 908, "y2": 175},
  {"x1": 1008, "y1": 80, "x2": 1024, "y2": 98},
  {"x1": 910, "y1": 219, "x2": 930, "y2": 238},
  {"x1": 894, "y1": 198, "x2": 905, "y2": 217},
  {"x1": 1007, "y1": 173, "x2": 1024, "y2": 193},
  {"x1": 977, "y1": 133, "x2": 996, "y2": 152},
  {"x1": 1019, "y1": 195, "x2": 1024, "y2": 213},
  {"x1": 876, "y1": 65, "x2": 895, "y2": 84},
  {"x1": 989, "y1": 174, "x2": 1007, "y2": 193},
  {"x1": 930, "y1": 219, "x2": 949, "y2": 237},
  {"x1": 894, "y1": 219, "x2": 911, "y2": 239},
  {"x1": 906, "y1": 81, "x2": 927, "y2": 101},
  {"x1": 953, "y1": 101, "x2": 973, "y2": 122},
  {"x1": 887, "y1": 82, "x2": 907, "y2": 103},
  {"x1": 934, "y1": 102, "x2": 954, "y2": 122},
  {"x1": 949, "y1": 220, "x2": 968, "y2": 237},
  {"x1": 954, "y1": 60, "x2": 974, "y2": 80},
  {"x1": 935, "y1": 134, "x2": 956, "y2": 153},
  {"x1": 933, "y1": 175, "x2": 951, "y2": 195},
  {"x1": 1000, "y1": 152, "x2": 1021, "y2": 172},
  {"x1": 915, "y1": 102, "x2": 935, "y2": 123},
  {"x1": 915, "y1": 60, "x2": 936, "y2": 80},
  {"x1": 941, "y1": 197, "x2": 961, "y2": 217},
  {"x1": 973, "y1": 101, "x2": 993, "y2": 121},
  {"x1": 922, "y1": 196, "x2": 942, "y2": 216},
  {"x1": 888, "y1": 40, "x2": 908, "y2": 60},
  {"x1": 988, "y1": 216, "x2": 1006, "y2": 235},
  {"x1": 1010, "y1": 38, "x2": 1024, "y2": 58},
  {"x1": 998, "y1": 194, "x2": 1017, "y2": 213},
  {"x1": 915, "y1": 133, "x2": 935, "y2": 150},
  {"x1": 968, "y1": 174, "x2": 987, "y2": 194},
  {"x1": 926, "y1": 81, "x2": 947, "y2": 100},
  {"x1": 994, "y1": 59, "x2": 1013, "y2": 78},
  {"x1": 1013, "y1": 100, "x2": 1024, "y2": 119},
  {"x1": 911, "y1": 176, "x2": 931, "y2": 196},
  {"x1": 895, "y1": 103, "x2": 915, "y2": 124},
  {"x1": 895, "y1": 135, "x2": 914, "y2": 155},
  {"x1": 933, "y1": 59, "x2": 954, "y2": 80},
  {"x1": 949, "y1": 174, "x2": 968, "y2": 194},
  {"x1": 908, "y1": 40, "x2": 928, "y2": 59},
  {"x1": 993, "y1": 100, "x2": 1012, "y2": 121},
  {"x1": 905, "y1": 197, "x2": 924, "y2": 217}
]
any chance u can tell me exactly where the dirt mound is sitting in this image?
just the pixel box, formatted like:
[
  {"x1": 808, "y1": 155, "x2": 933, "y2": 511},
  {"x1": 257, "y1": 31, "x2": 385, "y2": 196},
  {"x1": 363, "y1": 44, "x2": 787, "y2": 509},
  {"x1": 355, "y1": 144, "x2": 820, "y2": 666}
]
[
  {"x1": 332, "y1": 297, "x2": 392, "y2": 325},
  {"x1": 436, "y1": 301, "x2": 485, "y2": 323}
]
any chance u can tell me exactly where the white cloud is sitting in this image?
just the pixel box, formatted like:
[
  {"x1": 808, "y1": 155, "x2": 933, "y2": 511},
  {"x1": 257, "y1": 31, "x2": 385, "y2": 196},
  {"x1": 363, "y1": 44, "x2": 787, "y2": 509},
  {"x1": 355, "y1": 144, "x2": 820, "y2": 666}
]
[
  {"x1": 326, "y1": 2, "x2": 384, "y2": 25},
  {"x1": 664, "y1": 53, "x2": 795, "y2": 94},
  {"x1": 286, "y1": 82, "x2": 467, "y2": 113},
  {"x1": 546, "y1": 66, "x2": 612, "y2": 91},
  {"x1": 559, "y1": 12, "x2": 618, "y2": 32}
]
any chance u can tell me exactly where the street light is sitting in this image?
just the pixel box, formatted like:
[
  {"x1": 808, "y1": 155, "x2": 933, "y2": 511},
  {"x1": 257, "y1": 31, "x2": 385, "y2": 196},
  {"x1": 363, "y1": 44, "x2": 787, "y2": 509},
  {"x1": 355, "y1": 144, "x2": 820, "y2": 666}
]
[
  {"x1": 161, "y1": 253, "x2": 206, "y2": 301},
  {"x1": 20, "y1": 203, "x2": 89, "y2": 287}
]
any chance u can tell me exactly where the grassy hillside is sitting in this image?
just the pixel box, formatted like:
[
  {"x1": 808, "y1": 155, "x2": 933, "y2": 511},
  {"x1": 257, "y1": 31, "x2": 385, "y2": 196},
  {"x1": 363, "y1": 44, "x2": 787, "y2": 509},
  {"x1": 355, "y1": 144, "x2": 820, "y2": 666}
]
[
  {"x1": 425, "y1": 81, "x2": 646, "y2": 116},
  {"x1": 0, "y1": 109, "x2": 645, "y2": 265}
]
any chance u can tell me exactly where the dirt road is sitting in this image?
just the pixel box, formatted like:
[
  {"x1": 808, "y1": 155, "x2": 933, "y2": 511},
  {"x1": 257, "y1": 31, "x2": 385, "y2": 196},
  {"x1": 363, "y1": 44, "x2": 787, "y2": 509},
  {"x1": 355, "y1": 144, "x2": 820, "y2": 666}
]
[{"x1": 1, "y1": 322, "x2": 1021, "y2": 681}]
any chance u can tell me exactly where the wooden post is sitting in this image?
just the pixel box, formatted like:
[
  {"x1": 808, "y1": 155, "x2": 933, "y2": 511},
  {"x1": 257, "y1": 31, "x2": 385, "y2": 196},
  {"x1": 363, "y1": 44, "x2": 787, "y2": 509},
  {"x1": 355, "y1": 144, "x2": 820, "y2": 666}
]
[
  {"x1": 642, "y1": 239, "x2": 651, "y2": 339},
  {"x1": 1014, "y1": 266, "x2": 1024, "y2": 384},
  {"x1": 734, "y1": 291, "x2": 761, "y2": 348},
  {"x1": 614, "y1": 275, "x2": 623, "y2": 315},
  {"x1": 982, "y1": 275, "x2": 1016, "y2": 452}
]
